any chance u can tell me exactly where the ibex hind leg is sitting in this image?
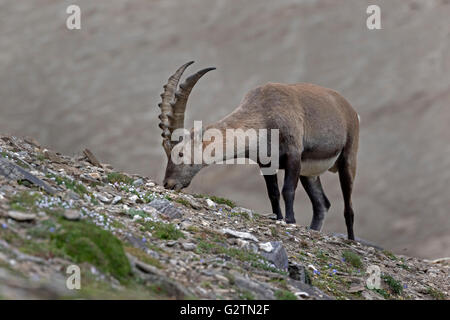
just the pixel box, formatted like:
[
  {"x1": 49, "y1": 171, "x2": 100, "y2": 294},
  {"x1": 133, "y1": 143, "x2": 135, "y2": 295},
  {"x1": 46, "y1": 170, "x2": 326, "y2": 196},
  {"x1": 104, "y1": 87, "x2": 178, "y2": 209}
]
[
  {"x1": 337, "y1": 155, "x2": 356, "y2": 240},
  {"x1": 300, "y1": 176, "x2": 330, "y2": 231},
  {"x1": 282, "y1": 153, "x2": 301, "y2": 224}
]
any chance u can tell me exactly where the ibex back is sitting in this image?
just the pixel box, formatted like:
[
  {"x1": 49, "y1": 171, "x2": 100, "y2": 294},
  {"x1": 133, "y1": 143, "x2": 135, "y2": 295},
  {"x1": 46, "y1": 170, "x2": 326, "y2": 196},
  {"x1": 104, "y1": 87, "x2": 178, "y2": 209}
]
[{"x1": 158, "y1": 61, "x2": 359, "y2": 240}]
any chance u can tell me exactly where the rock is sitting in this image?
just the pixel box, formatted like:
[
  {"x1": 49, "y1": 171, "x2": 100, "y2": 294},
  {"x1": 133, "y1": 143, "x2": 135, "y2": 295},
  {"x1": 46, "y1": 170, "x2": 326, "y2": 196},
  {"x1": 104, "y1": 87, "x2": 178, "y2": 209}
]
[
  {"x1": 205, "y1": 198, "x2": 216, "y2": 208},
  {"x1": 149, "y1": 199, "x2": 183, "y2": 220},
  {"x1": 8, "y1": 211, "x2": 36, "y2": 222},
  {"x1": 95, "y1": 193, "x2": 112, "y2": 204},
  {"x1": 214, "y1": 274, "x2": 229, "y2": 284},
  {"x1": 88, "y1": 172, "x2": 101, "y2": 180},
  {"x1": 182, "y1": 242, "x2": 196, "y2": 251},
  {"x1": 232, "y1": 273, "x2": 275, "y2": 300},
  {"x1": 63, "y1": 209, "x2": 81, "y2": 221},
  {"x1": 259, "y1": 241, "x2": 288, "y2": 270},
  {"x1": 166, "y1": 240, "x2": 178, "y2": 247},
  {"x1": 83, "y1": 149, "x2": 102, "y2": 167},
  {"x1": 65, "y1": 190, "x2": 80, "y2": 201},
  {"x1": 348, "y1": 284, "x2": 365, "y2": 293},
  {"x1": 222, "y1": 228, "x2": 258, "y2": 242},
  {"x1": 259, "y1": 242, "x2": 273, "y2": 252},
  {"x1": 288, "y1": 262, "x2": 311, "y2": 284},
  {"x1": 111, "y1": 196, "x2": 122, "y2": 205},
  {"x1": 231, "y1": 207, "x2": 253, "y2": 219},
  {"x1": 129, "y1": 195, "x2": 139, "y2": 203},
  {"x1": 133, "y1": 178, "x2": 144, "y2": 186}
]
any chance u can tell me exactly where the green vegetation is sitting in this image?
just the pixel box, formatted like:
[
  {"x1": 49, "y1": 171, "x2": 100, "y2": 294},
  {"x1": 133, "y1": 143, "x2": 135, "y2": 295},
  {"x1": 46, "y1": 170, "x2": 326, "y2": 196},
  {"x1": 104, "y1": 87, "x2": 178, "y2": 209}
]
[
  {"x1": 48, "y1": 174, "x2": 89, "y2": 196},
  {"x1": 193, "y1": 193, "x2": 236, "y2": 208},
  {"x1": 141, "y1": 221, "x2": 185, "y2": 240},
  {"x1": 239, "y1": 290, "x2": 255, "y2": 300},
  {"x1": 196, "y1": 239, "x2": 286, "y2": 275},
  {"x1": 426, "y1": 287, "x2": 446, "y2": 300},
  {"x1": 52, "y1": 220, "x2": 131, "y2": 282},
  {"x1": 9, "y1": 191, "x2": 42, "y2": 212},
  {"x1": 175, "y1": 198, "x2": 191, "y2": 207},
  {"x1": 342, "y1": 250, "x2": 363, "y2": 268},
  {"x1": 373, "y1": 288, "x2": 391, "y2": 299},
  {"x1": 274, "y1": 289, "x2": 297, "y2": 300},
  {"x1": 383, "y1": 250, "x2": 397, "y2": 261},
  {"x1": 107, "y1": 172, "x2": 134, "y2": 185},
  {"x1": 125, "y1": 246, "x2": 164, "y2": 269},
  {"x1": 381, "y1": 274, "x2": 403, "y2": 295}
]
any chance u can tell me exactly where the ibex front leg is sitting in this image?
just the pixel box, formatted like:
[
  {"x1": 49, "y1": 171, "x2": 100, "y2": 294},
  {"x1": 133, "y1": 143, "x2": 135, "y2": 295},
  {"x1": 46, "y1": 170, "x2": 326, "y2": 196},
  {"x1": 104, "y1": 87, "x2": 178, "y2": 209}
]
[
  {"x1": 263, "y1": 173, "x2": 283, "y2": 220},
  {"x1": 282, "y1": 153, "x2": 301, "y2": 224}
]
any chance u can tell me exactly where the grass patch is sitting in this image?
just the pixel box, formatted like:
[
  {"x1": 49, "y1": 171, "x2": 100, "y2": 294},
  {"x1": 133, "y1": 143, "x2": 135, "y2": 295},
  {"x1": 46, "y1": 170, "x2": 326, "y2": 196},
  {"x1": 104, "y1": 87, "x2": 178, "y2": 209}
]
[
  {"x1": 239, "y1": 290, "x2": 255, "y2": 300},
  {"x1": 141, "y1": 221, "x2": 185, "y2": 240},
  {"x1": 426, "y1": 287, "x2": 446, "y2": 300},
  {"x1": 48, "y1": 174, "x2": 89, "y2": 196},
  {"x1": 209, "y1": 196, "x2": 235, "y2": 208},
  {"x1": 196, "y1": 240, "x2": 286, "y2": 275},
  {"x1": 125, "y1": 246, "x2": 163, "y2": 269},
  {"x1": 51, "y1": 219, "x2": 131, "y2": 282},
  {"x1": 175, "y1": 198, "x2": 191, "y2": 207},
  {"x1": 107, "y1": 172, "x2": 134, "y2": 185},
  {"x1": 9, "y1": 191, "x2": 42, "y2": 212},
  {"x1": 381, "y1": 274, "x2": 403, "y2": 295},
  {"x1": 383, "y1": 250, "x2": 397, "y2": 261},
  {"x1": 373, "y1": 288, "x2": 391, "y2": 299},
  {"x1": 274, "y1": 289, "x2": 297, "y2": 300},
  {"x1": 342, "y1": 250, "x2": 363, "y2": 268}
]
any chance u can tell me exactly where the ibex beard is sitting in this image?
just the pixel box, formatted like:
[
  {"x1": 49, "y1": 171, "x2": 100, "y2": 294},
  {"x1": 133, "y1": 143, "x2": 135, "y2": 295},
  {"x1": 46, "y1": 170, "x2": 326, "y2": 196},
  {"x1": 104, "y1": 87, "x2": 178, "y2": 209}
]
[{"x1": 158, "y1": 61, "x2": 359, "y2": 240}]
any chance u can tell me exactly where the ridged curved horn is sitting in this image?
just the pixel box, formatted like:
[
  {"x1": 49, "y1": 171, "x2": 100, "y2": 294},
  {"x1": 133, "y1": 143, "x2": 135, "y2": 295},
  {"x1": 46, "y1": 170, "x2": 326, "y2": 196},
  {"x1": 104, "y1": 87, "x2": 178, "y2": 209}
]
[
  {"x1": 169, "y1": 67, "x2": 216, "y2": 133},
  {"x1": 158, "y1": 61, "x2": 194, "y2": 157}
]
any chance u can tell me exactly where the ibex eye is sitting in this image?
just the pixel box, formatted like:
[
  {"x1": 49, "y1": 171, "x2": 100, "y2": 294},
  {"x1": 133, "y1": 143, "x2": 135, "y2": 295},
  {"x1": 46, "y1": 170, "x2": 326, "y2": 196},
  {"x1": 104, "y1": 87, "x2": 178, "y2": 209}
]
[{"x1": 178, "y1": 152, "x2": 184, "y2": 157}]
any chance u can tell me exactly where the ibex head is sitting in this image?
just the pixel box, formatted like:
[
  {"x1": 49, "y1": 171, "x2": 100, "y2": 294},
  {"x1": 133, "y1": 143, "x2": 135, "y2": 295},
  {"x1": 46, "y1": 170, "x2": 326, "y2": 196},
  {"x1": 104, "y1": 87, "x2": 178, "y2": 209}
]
[{"x1": 158, "y1": 61, "x2": 215, "y2": 191}]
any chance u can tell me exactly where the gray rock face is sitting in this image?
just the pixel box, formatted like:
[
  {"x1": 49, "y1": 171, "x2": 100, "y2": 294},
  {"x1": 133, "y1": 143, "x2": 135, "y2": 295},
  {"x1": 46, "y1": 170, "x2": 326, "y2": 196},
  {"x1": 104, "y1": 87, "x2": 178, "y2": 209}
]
[
  {"x1": 259, "y1": 241, "x2": 288, "y2": 271},
  {"x1": 288, "y1": 262, "x2": 311, "y2": 284},
  {"x1": 149, "y1": 199, "x2": 183, "y2": 220}
]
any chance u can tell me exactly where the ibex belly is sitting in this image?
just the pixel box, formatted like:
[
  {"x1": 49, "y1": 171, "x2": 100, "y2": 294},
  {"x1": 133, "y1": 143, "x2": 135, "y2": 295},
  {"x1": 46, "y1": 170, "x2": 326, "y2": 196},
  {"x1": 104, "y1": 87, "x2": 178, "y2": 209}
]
[{"x1": 300, "y1": 153, "x2": 340, "y2": 177}]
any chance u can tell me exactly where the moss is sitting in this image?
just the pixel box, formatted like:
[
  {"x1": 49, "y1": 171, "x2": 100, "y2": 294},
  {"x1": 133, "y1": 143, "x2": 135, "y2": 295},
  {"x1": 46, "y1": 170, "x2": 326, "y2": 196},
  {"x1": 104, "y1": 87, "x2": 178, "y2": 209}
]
[
  {"x1": 426, "y1": 287, "x2": 446, "y2": 300},
  {"x1": 107, "y1": 172, "x2": 134, "y2": 185},
  {"x1": 48, "y1": 174, "x2": 88, "y2": 196},
  {"x1": 209, "y1": 196, "x2": 235, "y2": 208},
  {"x1": 141, "y1": 221, "x2": 185, "y2": 240},
  {"x1": 229, "y1": 210, "x2": 250, "y2": 220},
  {"x1": 239, "y1": 290, "x2": 255, "y2": 300},
  {"x1": 342, "y1": 250, "x2": 363, "y2": 268},
  {"x1": 196, "y1": 240, "x2": 287, "y2": 275},
  {"x1": 270, "y1": 226, "x2": 278, "y2": 237},
  {"x1": 51, "y1": 220, "x2": 131, "y2": 282},
  {"x1": 175, "y1": 198, "x2": 191, "y2": 207},
  {"x1": 373, "y1": 288, "x2": 391, "y2": 299},
  {"x1": 274, "y1": 289, "x2": 297, "y2": 300},
  {"x1": 125, "y1": 246, "x2": 164, "y2": 269},
  {"x1": 9, "y1": 191, "x2": 42, "y2": 212},
  {"x1": 383, "y1": 250, "x2": 397, "y2": 261},
  {"x1": 381, "y1": 274, "x2": 403, "y2": 295}
]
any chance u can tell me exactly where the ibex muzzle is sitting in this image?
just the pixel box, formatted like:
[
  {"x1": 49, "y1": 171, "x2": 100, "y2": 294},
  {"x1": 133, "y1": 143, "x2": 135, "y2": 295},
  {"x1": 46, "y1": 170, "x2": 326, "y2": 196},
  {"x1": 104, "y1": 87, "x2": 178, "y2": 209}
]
[{"x1": 157, "y1": 61, "x2": 359, "y2": 240}]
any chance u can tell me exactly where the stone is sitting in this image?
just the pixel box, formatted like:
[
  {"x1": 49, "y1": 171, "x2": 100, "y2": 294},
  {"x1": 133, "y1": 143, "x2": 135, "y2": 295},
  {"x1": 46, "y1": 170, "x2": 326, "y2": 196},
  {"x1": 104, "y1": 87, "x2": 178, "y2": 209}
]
[
  {"x1": 182, "y1": 242, "x2": 196, "y2": 251},
  {"x1": 231, "y1": 207, "x2": 253, "y2": 219},
  {"x1": 259, "y1": 241, "x2": 288, "y2": 270},
  {"x1": 133, "y1": 178, "x2": 144, "y2": 186},
  {"x1": 149, "y1": 199, "x2": 183, "y2": 220},
  {"x1": 8, "y1": 211, "x2": 36, "y2": 222},
  {"x1": 288, "y1": 262, "x2": 311, "y2": 284},
  {"x1": 259, "y1": 242, "x2": 273, "y2": 252},
  {"x1": 111, "y1": 196, "x2": 122, "y2": 205},
  {"x1": 205, "y1": 199, "x2": 216, "y2": 208},
  {"x1": 63, "y1": 209, "x2": 81, "y2": 221},
  {"x1": 221, "y1": 228, "x2": 258, "y2": 242}
]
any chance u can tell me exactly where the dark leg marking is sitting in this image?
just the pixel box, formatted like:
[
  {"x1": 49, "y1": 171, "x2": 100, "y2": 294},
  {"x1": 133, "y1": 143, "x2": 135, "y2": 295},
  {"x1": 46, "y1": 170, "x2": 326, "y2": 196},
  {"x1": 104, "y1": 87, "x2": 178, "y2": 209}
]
[
  {"x1": 338, "y1": 158, "x2": 356, "y2": 240},
  {"x1": 282, "y1": 153, "x2": 301, "y2": 224},
  {"x1": 263, "y1": 173, "x2": 283, "y2": 220},
  {"x1": 300, "y1": 176, "x2": 330, "y2": 231}
]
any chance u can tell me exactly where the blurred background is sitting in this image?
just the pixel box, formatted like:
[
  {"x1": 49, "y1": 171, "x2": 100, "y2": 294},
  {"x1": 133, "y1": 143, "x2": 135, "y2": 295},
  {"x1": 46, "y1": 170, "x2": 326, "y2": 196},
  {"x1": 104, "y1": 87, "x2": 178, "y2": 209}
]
[{"x1": 0, "y1": 0, "x2": 449, "y2": 259}]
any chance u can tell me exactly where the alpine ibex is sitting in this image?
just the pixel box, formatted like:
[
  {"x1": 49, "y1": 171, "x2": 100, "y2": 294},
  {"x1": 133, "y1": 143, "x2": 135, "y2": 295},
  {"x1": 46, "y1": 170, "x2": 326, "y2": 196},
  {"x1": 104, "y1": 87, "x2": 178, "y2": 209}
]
[{"x1": 158, "y1": 61, "x2": 359, "y2": 240}]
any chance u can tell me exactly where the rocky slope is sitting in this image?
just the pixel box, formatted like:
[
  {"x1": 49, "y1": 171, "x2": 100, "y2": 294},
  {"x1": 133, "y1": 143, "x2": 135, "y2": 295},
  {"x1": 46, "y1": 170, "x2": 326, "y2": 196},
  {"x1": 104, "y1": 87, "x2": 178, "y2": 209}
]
[{"x1": 0, "y1": 136, "x2": 448, "y2": 300}]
